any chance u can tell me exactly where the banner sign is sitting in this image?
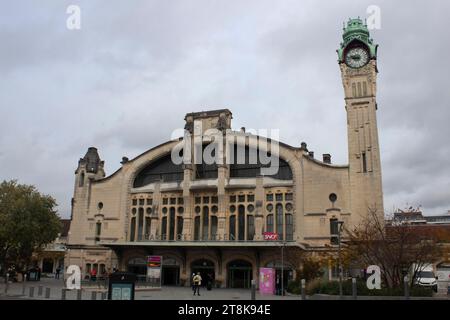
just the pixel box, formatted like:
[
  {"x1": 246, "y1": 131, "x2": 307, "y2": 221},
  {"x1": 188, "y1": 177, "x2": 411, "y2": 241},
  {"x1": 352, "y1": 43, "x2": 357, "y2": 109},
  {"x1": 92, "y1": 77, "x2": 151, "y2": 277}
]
[
  {"x1": 259, "y1": 268, "x2": 275, "y2": 295},
  {"x1": 263, "y1": 232, "x2": 279, "y2": 241},
  {"x1": 147, "y1": 256, "x2": 162, "y2": 287}
]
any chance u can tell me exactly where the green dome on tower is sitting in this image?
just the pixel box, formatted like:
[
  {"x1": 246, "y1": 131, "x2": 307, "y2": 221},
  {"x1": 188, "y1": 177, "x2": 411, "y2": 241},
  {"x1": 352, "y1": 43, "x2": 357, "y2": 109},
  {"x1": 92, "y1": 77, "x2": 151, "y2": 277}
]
[{"x1": 337, "y1": 17, "x2": 378, "y2": 63}]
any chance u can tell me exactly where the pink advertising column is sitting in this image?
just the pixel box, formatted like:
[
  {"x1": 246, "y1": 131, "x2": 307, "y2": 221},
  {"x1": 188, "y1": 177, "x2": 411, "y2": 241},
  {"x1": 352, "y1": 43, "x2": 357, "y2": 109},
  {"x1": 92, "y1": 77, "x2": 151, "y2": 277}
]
[{"x1": 259, "y1": 268, "x2": 275, "y2": 295}]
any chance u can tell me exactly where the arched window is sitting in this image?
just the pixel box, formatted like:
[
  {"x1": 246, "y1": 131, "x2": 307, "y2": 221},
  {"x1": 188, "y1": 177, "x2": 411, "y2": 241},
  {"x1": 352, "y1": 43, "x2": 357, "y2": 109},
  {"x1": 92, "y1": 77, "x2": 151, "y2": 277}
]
[
  {"x1": 177, "y1": 216, "x2": 183, "y2": 240},
  {"x1": 211, "y1": 216, "x2": 218, "y2": 240},
  {"x1": 238, "y1": 205, "x2": 245, "y2": 241},
  {"x1": 202, "y1": 206, "x2": 209, "y2": 240},
  {"x1": 266, "y1": 214, "x2": 274, "y2": 233},
  {"x1": 79, "y1": 172, "x2": 85, "y2": 187},
  {"x1": 145, "y1": 217, "x2": 151, "y2": 239},
  {"x1": 229, "y1": 215, "x2": 236, "y2": 240},
  {"x1": 286, "y1": 214, "x2": 293, "y2": 240},
  {"x1": 276, "y1": 203, "x2": 283, "y2": 240},
  {"x1": 352, "y1": 83, "x2": 357, "y2": 97},
  {"x1": 247, "y1": 215, "x2": 255, "y2": 240},
  {"x1": 133, "y1": 153, "x2": 184, "y2": 188},
  {"x1": 138, "y1": 208, "x2": 144, "y2": 240},
  {"x1": 169, "y1": 207, "x2": 176, "y2": 240},
  {"x1": 161, "y1": 217, "x2": 167, "y2": 241},
  {"x1": 194, "y1": 216, "x2": 200, "y2": 241},
  {"x1": 130, "y1": 217, "x2": 136, "y2": 242},
  {"x1": 229, "y1": 146, "x2": 293, "y2": 180}
]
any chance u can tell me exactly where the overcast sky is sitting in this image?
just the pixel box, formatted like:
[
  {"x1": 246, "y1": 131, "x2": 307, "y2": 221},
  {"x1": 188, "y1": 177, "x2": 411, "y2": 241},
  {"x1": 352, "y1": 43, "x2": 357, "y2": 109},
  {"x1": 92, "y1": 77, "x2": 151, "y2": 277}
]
[{"x1": 1, "y1": 0, "x2": 449, "y2": 218}]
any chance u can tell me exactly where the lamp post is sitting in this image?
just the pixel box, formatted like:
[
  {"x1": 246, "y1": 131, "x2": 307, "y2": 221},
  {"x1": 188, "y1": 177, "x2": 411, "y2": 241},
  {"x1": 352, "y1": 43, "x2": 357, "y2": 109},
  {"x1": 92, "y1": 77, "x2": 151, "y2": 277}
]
[
  {"x1": 280, "y1": 239, "x2": 286, "y2": 296},
  {"x1": 337, "y1": 220, "x2": 345, "y2": 299}
]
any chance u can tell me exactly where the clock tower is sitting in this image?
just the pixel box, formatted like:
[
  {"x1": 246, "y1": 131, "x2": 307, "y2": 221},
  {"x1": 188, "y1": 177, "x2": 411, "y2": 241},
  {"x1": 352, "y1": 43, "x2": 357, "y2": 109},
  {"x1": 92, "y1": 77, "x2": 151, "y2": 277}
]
[{"x1": 338, "y1": 18, "x2": 384, "y2": 223}]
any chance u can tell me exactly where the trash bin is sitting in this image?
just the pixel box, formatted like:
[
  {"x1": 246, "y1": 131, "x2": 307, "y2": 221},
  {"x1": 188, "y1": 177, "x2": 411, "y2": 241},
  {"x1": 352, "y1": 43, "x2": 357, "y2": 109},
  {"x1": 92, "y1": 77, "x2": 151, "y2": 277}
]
[
  {"x1": 108, "y1": 272, "x2": 136, "y2": 300},
  {"x1": 28, "y1": 269, "x2": 40, "y2": 281}
]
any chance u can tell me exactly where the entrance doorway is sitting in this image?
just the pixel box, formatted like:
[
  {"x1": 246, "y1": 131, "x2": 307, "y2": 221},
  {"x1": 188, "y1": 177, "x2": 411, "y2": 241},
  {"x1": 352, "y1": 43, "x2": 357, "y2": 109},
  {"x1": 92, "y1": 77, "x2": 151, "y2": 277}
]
[
  {"x1": 265, "y1": 261, "x2": 294, "y2": 293},
  {"x1": 42, "y1": 258, "x2": 54, "y2": 273},
  {"x1": 191, "y1": 259, "x2": 215, "y2": 287},
  {"x1": 162, "y1": 258, "x2": 180, "y2": 286},
  {"x1": 227, "y1": 260, "x2": 252, "y2": 288},
  {"x1": 127, "y1": 257, "x2": 147, "y2": 276}
]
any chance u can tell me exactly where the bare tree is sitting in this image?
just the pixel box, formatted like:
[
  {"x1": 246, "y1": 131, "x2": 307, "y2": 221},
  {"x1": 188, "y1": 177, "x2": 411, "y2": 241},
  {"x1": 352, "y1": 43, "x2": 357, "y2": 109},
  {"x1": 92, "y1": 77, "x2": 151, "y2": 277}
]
[{"x1": 344, "y1": 207, "x2": 442, "y2": 288}]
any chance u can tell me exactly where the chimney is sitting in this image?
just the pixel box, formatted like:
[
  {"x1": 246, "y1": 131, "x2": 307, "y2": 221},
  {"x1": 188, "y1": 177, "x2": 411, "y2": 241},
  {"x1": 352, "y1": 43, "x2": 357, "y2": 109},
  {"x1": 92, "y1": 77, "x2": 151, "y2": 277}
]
[
  {"x1": 323, "y1": 154, "x2": 331, "y2": 164},
  {"x1": 240, "y1": 127, "x2": 246, "y2": 133},
  {"x1": 308, "y1": 151, "x2": 314, "y2": 158},
  {"x1": 121, "y1": 157, "x2": 129, "y2": 164}
]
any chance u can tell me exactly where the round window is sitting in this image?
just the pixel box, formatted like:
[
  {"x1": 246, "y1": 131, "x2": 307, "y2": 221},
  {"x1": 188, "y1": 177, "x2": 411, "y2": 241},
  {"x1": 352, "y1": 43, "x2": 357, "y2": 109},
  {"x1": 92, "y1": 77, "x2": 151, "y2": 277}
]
[
  {"x1": 162, "y1": 207, "x2": 168, "y2": 214},
  {"x1": 285, "y1": 203, "x2": 293, "y2": 211},
  {"x1": 247, "y1": 204, "x2": 255, "y2": 213},
  {"x1": 329, "y1": 193, "x2": 337, "y2": 203},
  {"x1": 97, "y1": 202, "x2": 103, "y2": 210},
  {"x1": 178, "y1": 206, "x2": 184, "y2": 214},
  {"x1": 230, "y1": 205, "x2": 236, "y2": 213},
  {"x1": 146, "y1": 207, "x2": 152, "y2": 214},
  {"x1": 132, "y1": 208, "x2": 137, "y2": 215},
  {"x1": 195, "y1": 206, "x2": 201, "y2": 214},
  {"x1": 211, "y1": 205, "x2": 218, "y2": 214},
  {"x1": 266, "y1": 204, "x2": 273, "y2": 212}
]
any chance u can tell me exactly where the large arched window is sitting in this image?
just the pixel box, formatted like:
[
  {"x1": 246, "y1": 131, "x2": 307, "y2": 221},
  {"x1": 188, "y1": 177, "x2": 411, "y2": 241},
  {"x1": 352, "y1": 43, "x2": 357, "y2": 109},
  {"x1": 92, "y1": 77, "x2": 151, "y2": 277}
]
[
  {"x1": 229, "y1": 215, "x2": 236, "y2": 240},
  {"x1": 194, "y1": 216, "x2": 200, "y2": 240},
  {"x1": 286, "y1": 213, "x2": 293, "y2": 241},
  {"x1": 130, "y1": 217, "x2": 136, "y2": 242},
  {"x1": 247, "y1": 215, "x2": 255, "y2": 240},
  {"x1": 161, "y1": 217, "x2": 167, "y2": 241},
  {"x1": 211, "y1": 216, "x2": 218, "y2": 240},
  {"x1": 79, "y1": 172, "x2": 85, "y2": 187},
  {"x1": 202, "y1": 206, "x2": 209, "y2": 240},
  {"x1": 169, "y1": 207, "x2": 176, "y2": 240},
  {"x1": 238, "y1": 205, "x2": 245, "y2": 241},
  {"x1": 229, "y1": 145, "x2": 292, "y2": 180},
  {"x1": 177, "y1": 216, "x2": 183, "y2": 240},
  {"x1": 276, "y1": 203, "x2": 283, "y2": 240},
  {"x1": 138, "y1": 208, "x2": 144, "y2": 240},
  {"x1": 133, "y1": 153, "x2": 184, "y2": 188},
  {"x1": 266, "y1": 214, "x2": 274, "y2": 233}
]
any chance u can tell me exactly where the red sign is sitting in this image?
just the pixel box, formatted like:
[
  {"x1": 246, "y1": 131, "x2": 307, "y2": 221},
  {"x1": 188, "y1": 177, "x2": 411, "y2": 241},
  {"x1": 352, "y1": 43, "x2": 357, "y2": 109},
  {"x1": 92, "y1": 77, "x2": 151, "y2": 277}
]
[{"x1": 263, "y1": 232, "x2": 278, "y2": 241}]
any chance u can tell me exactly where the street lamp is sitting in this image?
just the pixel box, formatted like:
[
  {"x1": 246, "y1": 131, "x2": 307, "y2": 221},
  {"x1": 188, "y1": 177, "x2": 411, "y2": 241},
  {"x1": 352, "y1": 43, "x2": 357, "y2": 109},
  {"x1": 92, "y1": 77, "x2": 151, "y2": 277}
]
[
  {"x1": 280, "y1": 239, "x2": 287, "y2": 296},
  {"x1": 337, "y1": 220, "x2": 345, "y2": 299}
]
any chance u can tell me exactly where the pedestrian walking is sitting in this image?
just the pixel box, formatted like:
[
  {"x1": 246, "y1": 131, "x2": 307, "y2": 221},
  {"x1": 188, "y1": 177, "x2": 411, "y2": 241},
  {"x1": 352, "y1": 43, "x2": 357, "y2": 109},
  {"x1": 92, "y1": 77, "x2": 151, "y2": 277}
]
[
  {"x1": 55, "y1": 266, "x2": 61, "y2": 279},
  {"x1": 193, "y1": 272, "x2": 202, "y2": 296},
  {"x1": 191, "y1": 273, "x2": 196, "y2": 292}
]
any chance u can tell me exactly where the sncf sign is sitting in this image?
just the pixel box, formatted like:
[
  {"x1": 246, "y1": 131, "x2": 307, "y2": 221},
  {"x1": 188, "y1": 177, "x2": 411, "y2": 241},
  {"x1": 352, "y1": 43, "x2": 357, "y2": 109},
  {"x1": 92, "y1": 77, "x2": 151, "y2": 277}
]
[{"x1": 263, "y1": 232, "x2": 278, "y2": 241}]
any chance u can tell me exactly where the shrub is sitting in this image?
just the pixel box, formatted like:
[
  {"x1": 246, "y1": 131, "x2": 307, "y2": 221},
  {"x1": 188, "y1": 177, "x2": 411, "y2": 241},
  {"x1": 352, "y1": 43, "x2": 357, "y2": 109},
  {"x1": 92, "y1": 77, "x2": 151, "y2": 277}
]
[{"x1": 307, "y1": 279, "x2": 434, "y2": 297}]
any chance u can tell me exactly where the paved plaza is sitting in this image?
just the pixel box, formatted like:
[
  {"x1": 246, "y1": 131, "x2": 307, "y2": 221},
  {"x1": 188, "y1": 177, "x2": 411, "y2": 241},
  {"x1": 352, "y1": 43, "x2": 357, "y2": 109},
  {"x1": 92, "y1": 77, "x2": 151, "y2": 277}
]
[{"x1": 1, "y1": 277, "x2": 449, "y2": 300}]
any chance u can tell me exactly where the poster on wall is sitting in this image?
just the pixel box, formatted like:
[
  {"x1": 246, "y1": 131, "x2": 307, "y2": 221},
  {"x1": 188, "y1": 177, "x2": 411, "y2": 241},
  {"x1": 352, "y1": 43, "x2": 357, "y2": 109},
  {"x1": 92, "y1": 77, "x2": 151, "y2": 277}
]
[
  {"x1": 259, "y1": 268, "x2": 275, "y2": 295},
  {"x1": 147, "y1": 256, "x2": 162, "y2": 287}
]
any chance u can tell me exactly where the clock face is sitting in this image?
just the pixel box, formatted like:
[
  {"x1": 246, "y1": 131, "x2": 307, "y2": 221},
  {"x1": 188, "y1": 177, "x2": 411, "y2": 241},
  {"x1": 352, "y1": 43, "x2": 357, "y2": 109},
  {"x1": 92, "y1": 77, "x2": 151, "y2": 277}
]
[{"x1": 345, "y1": 47, "x2": 369, "y2": 68}]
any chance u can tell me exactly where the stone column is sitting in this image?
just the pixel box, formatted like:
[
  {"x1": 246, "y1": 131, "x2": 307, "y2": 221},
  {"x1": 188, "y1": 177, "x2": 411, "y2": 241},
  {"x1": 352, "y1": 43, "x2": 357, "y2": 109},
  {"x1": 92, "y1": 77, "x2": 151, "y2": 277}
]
[
  {"x1": 182, "y1": 164, "x2": 193, "y2": 241},
  {"x1": 217, "y1": 164, "x2": 228, "y2": 241},
  {"x1": 254, "y1": 175, "x2": 264, "y2": 240},
  {"x1": 150, "y1": 182, "x2": 161, "y2": 240}
]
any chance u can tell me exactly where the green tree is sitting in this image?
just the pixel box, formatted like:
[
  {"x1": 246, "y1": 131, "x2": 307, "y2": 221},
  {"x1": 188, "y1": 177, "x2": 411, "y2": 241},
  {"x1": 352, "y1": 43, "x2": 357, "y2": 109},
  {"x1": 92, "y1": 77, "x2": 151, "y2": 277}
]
[{"x1": 0, "y1": 180, "x2": 61, "y2": 273}]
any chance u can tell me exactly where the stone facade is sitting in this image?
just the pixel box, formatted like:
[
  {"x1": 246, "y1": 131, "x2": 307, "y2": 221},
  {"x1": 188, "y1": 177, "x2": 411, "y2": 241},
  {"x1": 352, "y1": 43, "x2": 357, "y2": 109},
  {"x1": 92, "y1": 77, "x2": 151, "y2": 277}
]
[{"x1": 65, "y1": 19, "x2": 384, "y2": 288}]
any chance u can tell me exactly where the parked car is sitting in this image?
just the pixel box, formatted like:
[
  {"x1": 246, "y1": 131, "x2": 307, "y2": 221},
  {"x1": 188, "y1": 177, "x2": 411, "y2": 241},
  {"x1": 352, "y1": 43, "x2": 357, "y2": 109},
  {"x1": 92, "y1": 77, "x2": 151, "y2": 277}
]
[{"x1": 410, "y1": 263, "x2": 437, "y2": 292}]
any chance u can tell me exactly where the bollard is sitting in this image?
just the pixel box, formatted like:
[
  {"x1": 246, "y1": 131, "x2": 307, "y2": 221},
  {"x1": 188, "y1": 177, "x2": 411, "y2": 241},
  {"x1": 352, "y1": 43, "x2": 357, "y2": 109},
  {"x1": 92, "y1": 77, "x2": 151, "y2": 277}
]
[
  {"x1": 91, "y1": 291, "x2": 97, "y2": 300},
  {"x1": 352, "y1": 278, "x2": 357, "y2": 300},
  {"x1": 404, "y1": 276, "x2": 410, "y2": 300},
  {"x1": 251, "y1": 280, "x2": 256, "y2": 300},
  {"x1": 38, "y1": 285, "x2": 43, "y2": 296},
  {"x1": 61, "y1": 288, "x2": 66, "y2": 300},
  {"x1": 77, "y1": 289, "x2": 82, "y2": 300},
  {"x1": 45, "y1": 287, "x2": 51, "y2": 299},
  {"x1": 301, "y1": 279, "x2": 306, "y2": 300},
  {"x1": 29, "y1": 286, "x2": 35, "y2": 298}
]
